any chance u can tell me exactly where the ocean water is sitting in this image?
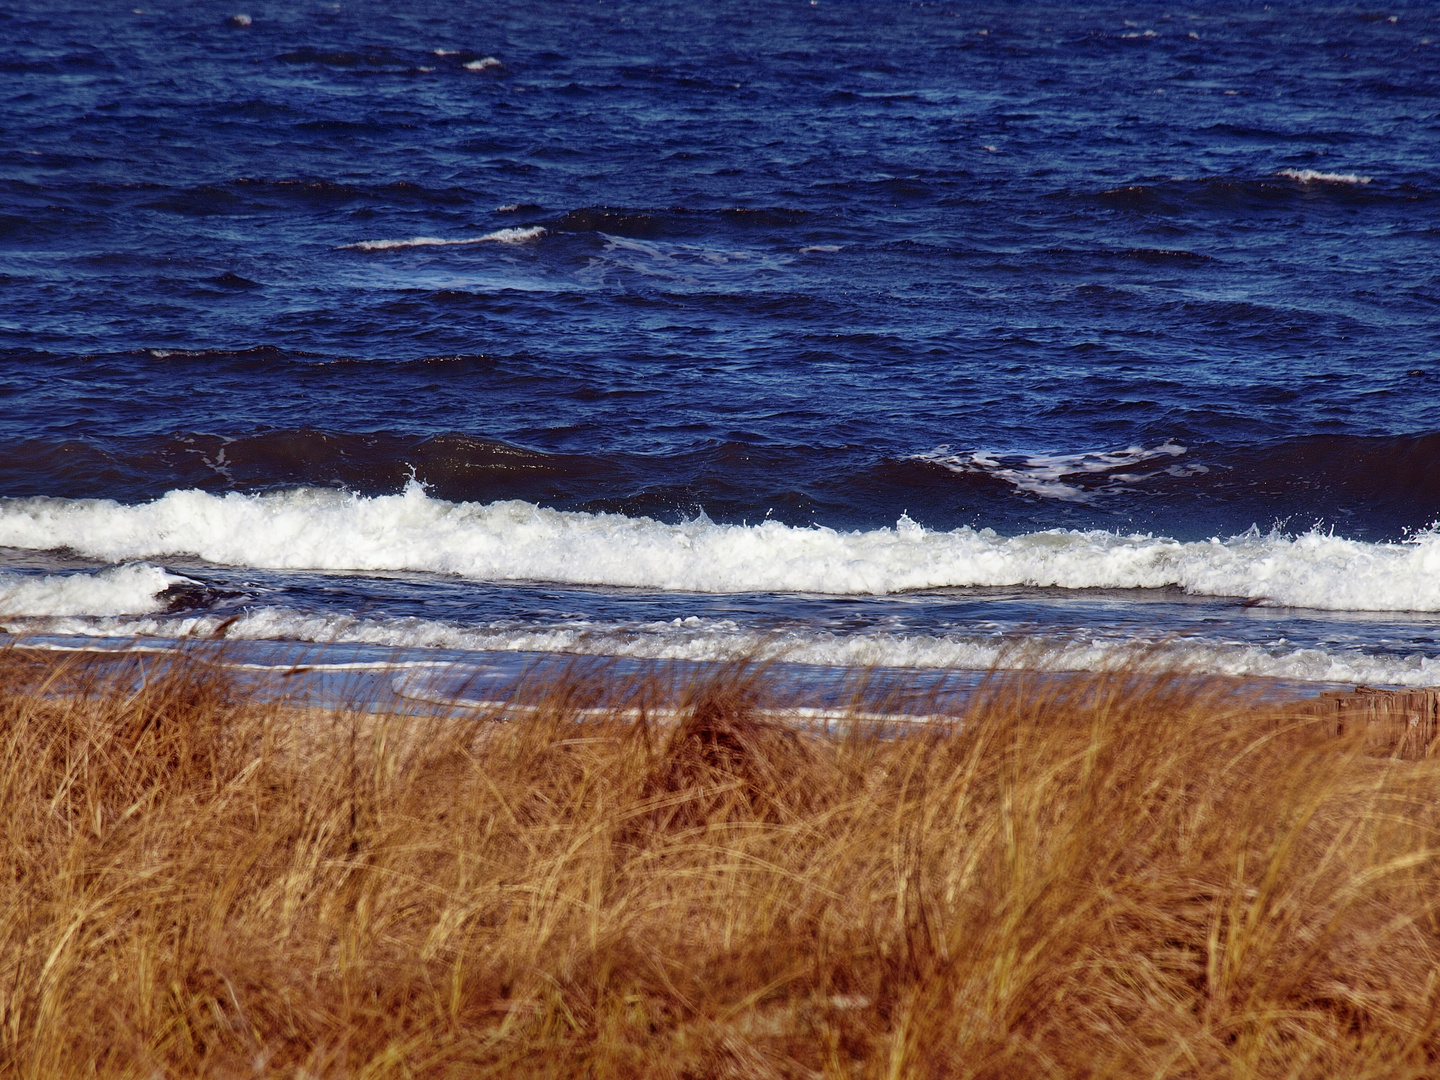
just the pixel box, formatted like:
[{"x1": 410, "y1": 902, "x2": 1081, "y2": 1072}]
[{"x1": 2, "y1": 0, "x2": 1438, "y2": 697}]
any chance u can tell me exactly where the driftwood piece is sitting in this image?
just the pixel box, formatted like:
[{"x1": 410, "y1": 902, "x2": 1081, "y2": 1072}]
[{"x1": 1295, "y1": 686, "x2": 1440, "y2": 759}]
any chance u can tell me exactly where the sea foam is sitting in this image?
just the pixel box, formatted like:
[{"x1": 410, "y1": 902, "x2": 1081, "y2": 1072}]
[
  {"x1": 24, "y1": 607, "x2": 1440, "y2": 688},
  {"x1": 1276, "y1": 168, "x2": 1372, "y2": 185},
  {"x1": 340, "y1": 226, "x2": 544, "y2": 251},
  {"x1": 916, "y1": 442, "x2": 1194, "y2": 502},
  {"x1": 1, "y1": 484, "x2": 1438, "y2": 612},
  {"x1": 0, "y1": 564, "x2": 185, "y2": 618}
]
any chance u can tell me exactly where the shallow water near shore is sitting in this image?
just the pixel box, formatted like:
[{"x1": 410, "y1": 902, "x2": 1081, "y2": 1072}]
[
  {"x1": 2, "y1": 0, "x2": 1437, "y2": 684},
  {"x1": 8, "y1": 632, "x2": 1346, "y2": 720}
]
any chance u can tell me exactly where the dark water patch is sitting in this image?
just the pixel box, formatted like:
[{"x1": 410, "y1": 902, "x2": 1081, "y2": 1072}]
[
  {"x1": 140, "y1": 185, "x2": 249, "y2": 216},
  {"x1": 1203, "y1": 123, "x2": 1362, "y2": 145},
  {"x1": 0, "y1": 51, "x2": 114, "y2": 75},
  {"x1": 0, "y1": 215, "x2": 35, "y2": 240},
  {"x1": 1076, "y1": 175, "x2": 1424, "y2": 216},
  {"x1": 0, "y1": 431, "x2": 641, "y2": 506},
  {"x1": 211, "y1": 99, "x2": 301, "y2": 120},
  {"x1": 208, "y1": 272, "x2": 261, "y2": 290},
  {"x1": 0, "y1": 151, "x2": 108, "y2": 172},
  {"x1": 543, "y1": 205, "x2": 812, "y2": 240},
  {"x1": 0, "y1": 427, "x2": 1436, "y2": 543},
  {"x1": 918, "y1": 432, "x2": 1440, "y2": 540},
  {"x1": 1216, "y1": 432, "x2": 1440, "y2": 531},
  {"x1": 294, "y1": 119, "x2": 397, "y2": 136},
  {"x1": 134, "y1": 346, "x2": 300, "y2": 366},
  {"x1": 276, "y1": 47, "x2": 411, "y2": 68},
  {"x1": 1037, "y1": 246, "x2": 1217, "y2": 270},
  {"x1": 548, "y1": 207, "x2": 670, "y2": 238}
]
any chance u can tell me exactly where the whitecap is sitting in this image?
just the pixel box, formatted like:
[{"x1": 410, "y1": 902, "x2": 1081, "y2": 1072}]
[
  {"x1": 339, "y1": 226, "x2": 545, "y2": 251},
  {"x1": 0, "y1": 564, "x2": 187, "y2": 618},
  {"x1": 1276, "y1": 168, "x2": 1372, "y2": 185},
  {"x1": 915, "y1": 442, "x2": 1191, "y2": 502}
]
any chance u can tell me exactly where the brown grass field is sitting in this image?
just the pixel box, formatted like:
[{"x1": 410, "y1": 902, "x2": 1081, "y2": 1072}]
[{"x1": 1, "y1": 648, "x2": 1438, "y2": 1079}]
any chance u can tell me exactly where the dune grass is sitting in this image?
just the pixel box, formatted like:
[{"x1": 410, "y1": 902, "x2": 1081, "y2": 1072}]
[{"x1": 1, "y1": 649, "x2": 1438, "y2": 1078}]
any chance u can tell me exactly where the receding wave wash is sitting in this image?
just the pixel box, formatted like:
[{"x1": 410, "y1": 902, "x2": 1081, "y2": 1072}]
[{"x1": 3, "y1": 649, "x2": 1439, "y2": 1078}]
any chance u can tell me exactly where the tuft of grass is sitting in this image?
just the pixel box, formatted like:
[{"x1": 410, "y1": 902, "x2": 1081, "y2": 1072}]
[{"x1": 0, "y1": 649, "x2": 1437, "y2": 1078}]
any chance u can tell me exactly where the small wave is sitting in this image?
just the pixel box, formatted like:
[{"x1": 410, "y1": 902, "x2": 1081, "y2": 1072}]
[
  {"x1": 340, "y1": 226, "x2": 544, "y2": 251},
  {"x1": 1085, "y1": 173, "x2": 1409, "y2": 215},
  {"x1": 463, "y1": 57, "x2": 502, "y2": 71},
  {"x1": 915, "y1": 442, "x2": 1196, "y2": 502},
  {"x1": 2, "y1": 484, "x2": 1440, "y2": 611},
  {"x1": 1276, "y1": 168, "x2": 1372, "y2": 185},
  {"x1": 0, "y1": 564, "x2": 186, "y2": 618},
  {"x1": 581, "y1": 233, "x2": 795, "y2": 286},
  {"x1": 25, "y1": 608, "x2": 1440, "y2": 688}
]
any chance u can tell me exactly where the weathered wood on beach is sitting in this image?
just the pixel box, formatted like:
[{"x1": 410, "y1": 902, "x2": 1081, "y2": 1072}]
[{"x1": 1296, "y1": 686, "x2": 1440, "y2": 759}]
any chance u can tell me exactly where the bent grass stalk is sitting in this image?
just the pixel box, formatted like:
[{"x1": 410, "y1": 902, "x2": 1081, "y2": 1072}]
[{"x1": 0, "y1": 648, "x2": 1437, "y2": 1077}]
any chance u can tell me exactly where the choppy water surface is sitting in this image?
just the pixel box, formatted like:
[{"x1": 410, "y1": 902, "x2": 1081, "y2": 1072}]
[{"x1": 2, "y1": 1, "x2": 1438, "y2": 691}]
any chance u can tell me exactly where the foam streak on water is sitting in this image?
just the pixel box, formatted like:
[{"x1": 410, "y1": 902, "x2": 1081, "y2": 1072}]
[{"x1": 340, "y1": 227, "x2": 545, "y2": 250}]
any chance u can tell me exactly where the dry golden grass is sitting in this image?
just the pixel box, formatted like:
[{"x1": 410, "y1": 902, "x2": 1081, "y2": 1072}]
[{"x1": 1, "y1": 649, "x2": 1438, "y2": 1079}]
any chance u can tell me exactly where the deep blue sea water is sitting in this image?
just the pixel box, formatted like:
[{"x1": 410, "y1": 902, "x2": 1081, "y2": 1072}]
[{"x1": 2, "y1": 0, "x2": 1439, "y2": 694}]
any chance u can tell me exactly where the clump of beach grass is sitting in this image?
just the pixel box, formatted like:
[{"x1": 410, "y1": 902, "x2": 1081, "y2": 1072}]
[{"x1": 0, "y1": 648, "x2": 1437, "y2": 1078}]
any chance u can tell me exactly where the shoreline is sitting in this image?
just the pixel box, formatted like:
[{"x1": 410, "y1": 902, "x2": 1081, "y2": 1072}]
[{"x1": 13, "y1": 637, "x2": 1438, "y2": 752}]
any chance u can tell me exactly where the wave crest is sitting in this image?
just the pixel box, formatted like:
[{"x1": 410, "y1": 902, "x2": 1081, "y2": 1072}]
[
  {"x1": 1276, "y1": 168, "x2": 1372, "y2": 185},
  {"x1": 1, "y1": 485, "x2": 1438, "y2": 611},
  {"x1": 340, "y1": 226, "x2": 544, "y2": 251},
  {"x1": 0, "y1": 564, "x2": 186, "y2": 618}
]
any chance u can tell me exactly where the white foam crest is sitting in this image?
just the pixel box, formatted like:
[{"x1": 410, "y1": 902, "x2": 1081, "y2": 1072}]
[
  {"x1": 463, "y1": 56, "x2": 503, "y2": 70},
  {"x1": 1276, "y1": 168, "x2": 1372, "y2": 185},
  {"x1": 2, "y1": 485, "x2": 1439, "y2": 612},
  {"x1": 27, "y1": 608, "x2": 1440, "y2": 687},
  {"x1": 340, "y1": 226, "x2": 544, "y2": 251},
  {"x1": 0, "y1": 564, "x2": 186, "y2": 618},
  {"x1": 917, "y1": 442, "x2": 1196, "y2": 502}
]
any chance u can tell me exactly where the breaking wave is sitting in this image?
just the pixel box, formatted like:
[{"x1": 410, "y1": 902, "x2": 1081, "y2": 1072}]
[
  {"x1": 0, "y1": 564, "x2": 187, "y2": 618},
  {"x1": 1276, "y1": 168, "x2": 1373, "y2": 184},
  {"x1": 1, "y1": 484, "x2": 1438, "y2": 611}
]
